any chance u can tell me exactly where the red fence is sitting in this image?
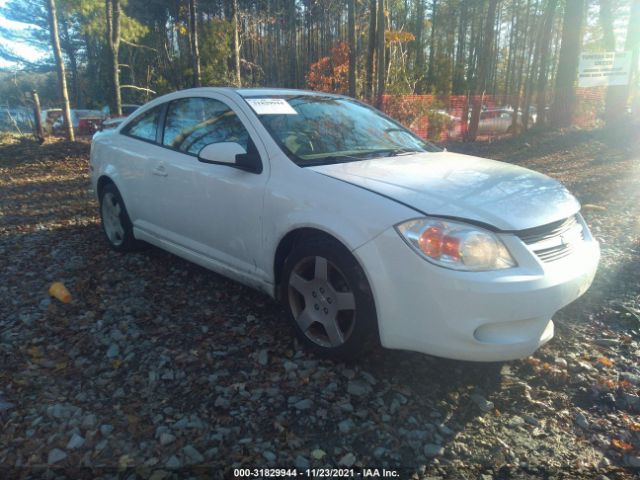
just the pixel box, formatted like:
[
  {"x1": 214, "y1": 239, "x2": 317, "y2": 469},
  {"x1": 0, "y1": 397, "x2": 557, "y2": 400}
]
[{"x1": 376, "y1": 88, "x2": 607, "y2": 141}]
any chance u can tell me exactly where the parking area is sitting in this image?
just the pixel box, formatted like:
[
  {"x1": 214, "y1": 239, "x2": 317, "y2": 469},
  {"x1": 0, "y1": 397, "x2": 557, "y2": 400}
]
[{"x1": 0, "y1": 129, "x2": 639, "y2": 478}]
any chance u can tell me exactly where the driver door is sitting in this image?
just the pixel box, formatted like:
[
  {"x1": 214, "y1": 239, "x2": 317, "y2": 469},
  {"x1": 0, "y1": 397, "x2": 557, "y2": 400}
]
[{"x1": 147, "y1": 95, "x2": 268, "y2": 277}]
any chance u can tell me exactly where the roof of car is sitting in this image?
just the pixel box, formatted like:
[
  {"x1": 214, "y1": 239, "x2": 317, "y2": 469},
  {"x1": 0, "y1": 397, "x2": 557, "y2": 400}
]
[
  {"x1": 167, "y1": 86, "x2": 341, "y2": 98},
  {"x1": 234, "y1": 88, "x2": 340, "y2": 98}
]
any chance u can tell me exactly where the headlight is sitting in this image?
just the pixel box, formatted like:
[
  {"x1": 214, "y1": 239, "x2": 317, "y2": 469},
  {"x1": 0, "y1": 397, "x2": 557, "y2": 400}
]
[{"x1": 395, "y1": 218, "x2": 516, "y2": 271}]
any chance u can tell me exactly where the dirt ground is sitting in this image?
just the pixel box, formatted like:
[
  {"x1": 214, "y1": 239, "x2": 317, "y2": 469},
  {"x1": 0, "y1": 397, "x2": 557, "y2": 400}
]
[{"x1": 0, "y1": 128, "x2": 639, "y2": 479}]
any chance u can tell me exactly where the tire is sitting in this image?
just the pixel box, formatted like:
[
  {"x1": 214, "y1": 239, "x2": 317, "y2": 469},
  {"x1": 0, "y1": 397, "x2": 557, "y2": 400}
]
[
  {"x1": 99, "y1": 182, "x2": 142, "y2": 252},
  {"x1": 280, "y1": 236, "x2": 379, "y2": 360}
]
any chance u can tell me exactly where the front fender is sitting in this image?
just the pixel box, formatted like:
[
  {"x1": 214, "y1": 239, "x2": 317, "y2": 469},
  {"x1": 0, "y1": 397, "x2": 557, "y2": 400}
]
[{"x1": 261, "y1": 167, "x2": 418, "y2": 283}]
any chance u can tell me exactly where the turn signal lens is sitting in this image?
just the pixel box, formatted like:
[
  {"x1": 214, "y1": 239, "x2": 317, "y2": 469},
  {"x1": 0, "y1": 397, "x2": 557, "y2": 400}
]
[
  {"x1": 396, "y1": 218, "x2": 516, "y2": 271},
  {"x1": 418, "y1": 226, "x2": 461, "y2": 260}
]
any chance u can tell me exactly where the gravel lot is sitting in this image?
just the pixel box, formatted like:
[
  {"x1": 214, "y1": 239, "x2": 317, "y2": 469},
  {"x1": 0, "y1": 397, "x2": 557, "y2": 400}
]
[{"x1": 0, "y1": 128, "x2": 639, "y2": 479}]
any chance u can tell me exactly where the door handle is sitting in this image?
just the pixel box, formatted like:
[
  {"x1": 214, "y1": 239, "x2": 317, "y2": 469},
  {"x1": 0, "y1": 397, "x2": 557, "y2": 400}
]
[{"x1": 152, "y1": 165, "x2": 168, "y2": 177}]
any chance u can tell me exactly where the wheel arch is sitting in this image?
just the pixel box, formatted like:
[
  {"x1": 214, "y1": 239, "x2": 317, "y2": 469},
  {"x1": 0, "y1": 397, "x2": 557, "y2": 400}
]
[
  {"x1": 273, "y1": 227, "x2": 351, "y2": 296},
  {"x1": 96, "y1": 175, "x2": 115, "y2": 200}
]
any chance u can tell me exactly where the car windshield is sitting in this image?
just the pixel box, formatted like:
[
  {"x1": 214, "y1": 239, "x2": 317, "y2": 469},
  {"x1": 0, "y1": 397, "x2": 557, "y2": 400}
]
[{"x1": 244, "y1": 94, "x2": 440, "y2": 166}]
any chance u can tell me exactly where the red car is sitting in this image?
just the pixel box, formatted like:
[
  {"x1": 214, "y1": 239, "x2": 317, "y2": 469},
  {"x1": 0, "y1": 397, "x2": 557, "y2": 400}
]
[{"x1": 53, "y1": 109, "x2": 106, "y2": 136}]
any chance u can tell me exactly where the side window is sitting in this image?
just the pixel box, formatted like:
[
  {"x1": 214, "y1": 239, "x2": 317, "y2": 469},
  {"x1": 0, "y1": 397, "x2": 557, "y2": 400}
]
[
  {"x1": 122, "y1": 106, "x2": 162, "y2": 142},
  {"x1": 162, "y1": 97, "x2": 249, "y2": 155}
]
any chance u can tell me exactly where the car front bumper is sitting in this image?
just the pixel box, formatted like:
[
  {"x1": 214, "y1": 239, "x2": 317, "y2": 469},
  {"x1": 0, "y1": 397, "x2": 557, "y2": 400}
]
[{"x1": 353, "y1": 225, "x2": 599, "y2": 361}]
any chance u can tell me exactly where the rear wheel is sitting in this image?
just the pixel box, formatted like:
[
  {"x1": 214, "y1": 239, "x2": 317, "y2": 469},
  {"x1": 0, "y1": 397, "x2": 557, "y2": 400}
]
[
  {"x1": 281, "y1": 237, "x2": 378, "y2": 360},
  {"x1": 99, "y1": 183, "x2": 142, "y2": 252}
]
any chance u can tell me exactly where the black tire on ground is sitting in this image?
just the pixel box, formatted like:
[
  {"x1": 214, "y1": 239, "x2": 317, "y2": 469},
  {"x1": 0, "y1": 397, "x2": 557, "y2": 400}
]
[
  {"x1": 280, "y1": 236, "x2": 379, "y2": 361},
  {"x1": 99, "y1": 182, "x2": 143, "y2": 252}
]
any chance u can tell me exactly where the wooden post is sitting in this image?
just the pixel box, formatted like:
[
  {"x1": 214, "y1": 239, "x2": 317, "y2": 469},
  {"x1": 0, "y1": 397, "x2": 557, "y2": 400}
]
[{"x1": 32, "y1": 91, "x2": 45, "y2": 142}]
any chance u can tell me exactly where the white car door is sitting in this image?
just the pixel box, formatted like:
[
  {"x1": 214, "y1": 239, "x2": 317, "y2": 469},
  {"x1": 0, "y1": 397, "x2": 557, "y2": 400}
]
[{"x1": 145, "y1": 95, "x2": 269, "y2": 277}]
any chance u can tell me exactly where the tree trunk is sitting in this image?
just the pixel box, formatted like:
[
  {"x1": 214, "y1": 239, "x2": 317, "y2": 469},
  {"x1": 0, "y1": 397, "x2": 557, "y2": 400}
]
[
  {"x1": 348, "y1": 0, "x2": 356, "y2": 97},
  {"x1": 105, "y1": 0, "x2": 122, "y2": 116},
  {"x1": 504, "y1": 0, "x2": 519, "y2": 103},
  {"x1": 233, "y1": 0, "x2": 241, "y2": 87},
  {"x1": 414, "y1": 0, "x2": 425, "y2": 84},
  {"x1": 189, "y1": 0, "x2": 202, "y2": 87},
  {"x1": 467, "y1": 0, "x2": 499, "y2": 141},
  {"x1": 47, "y1": 0, "x2": 74, "y2": 141},
  {"x1": 550, "y1": 0, "x2": 585, "y2": 129},
  {"x1": 426, "y1": 0, "x2": 437, "y2": 89},
  {"x1": 535, "y1": 0, "x2": 558, "y2": 127},
  {"x1": 510, "y1": 0, "x2": 532, "y2": 131},
  {"x1": 522, "y1": 0, "x2": 543, "y2": 131},
  {"x1": 365, "y1": 0, "x2": 376, "y2": 99},
  {"x1": 604, "y1": 0, "x2": 639, "y2": 126},
  {"x1": 452, "y1": 1, "x2": 467, "y2": 94},
  {"x1": 287, "y1": 0, "x2": 297, "y2": 88},
  {"x1": 376, "y1": 0, "x2": 385, "y2": 107}
]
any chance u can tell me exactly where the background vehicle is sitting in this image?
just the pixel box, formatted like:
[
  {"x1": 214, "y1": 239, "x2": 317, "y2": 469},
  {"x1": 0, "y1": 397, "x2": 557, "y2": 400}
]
[
  {"x1": 448, "y1": 107, "x2": 536, "y2": 138},
  {"x1": 53, "y1": 109, "x2": 105, "y2": 136},
  {"x1": 100, "y1": 104, "x2": 141, "y2": 131}
]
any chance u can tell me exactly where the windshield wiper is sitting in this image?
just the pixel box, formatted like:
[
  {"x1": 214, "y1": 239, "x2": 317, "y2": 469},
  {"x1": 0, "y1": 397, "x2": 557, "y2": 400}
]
[
  {"x1": 298, "y1": 149, "x2": 422, "y2": 167},
  {"x1": 298, "y1": 156, "x2": 365, "y2": 167},
  {"x1": 363, "y1": 148, "x2": 422, "y2": 159}
]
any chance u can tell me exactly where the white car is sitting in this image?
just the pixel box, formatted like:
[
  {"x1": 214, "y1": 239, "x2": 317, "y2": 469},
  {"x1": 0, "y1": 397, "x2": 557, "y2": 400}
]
[{"x1": 90, "y1": 88, "x2": 599, "y2": 361}]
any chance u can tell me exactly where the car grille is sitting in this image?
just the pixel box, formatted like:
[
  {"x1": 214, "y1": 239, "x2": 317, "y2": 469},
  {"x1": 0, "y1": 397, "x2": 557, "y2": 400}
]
[{"x1": 516, "y1": 215, "x2": 584, "y2": 263}]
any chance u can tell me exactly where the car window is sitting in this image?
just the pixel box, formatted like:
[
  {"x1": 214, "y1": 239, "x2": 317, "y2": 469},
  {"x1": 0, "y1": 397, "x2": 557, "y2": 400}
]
[
  {"x1": 122, "y1": 106, "x2": 162, "y2": 142},
  {"x1": 162, "y1": 97, "x2": 249, "y2": 155}
]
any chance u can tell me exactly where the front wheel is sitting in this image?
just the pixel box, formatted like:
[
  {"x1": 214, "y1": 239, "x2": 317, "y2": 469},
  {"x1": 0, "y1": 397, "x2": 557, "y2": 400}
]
[{"x1": 281, "y1": 237, "x2": 379, "y2": 360}]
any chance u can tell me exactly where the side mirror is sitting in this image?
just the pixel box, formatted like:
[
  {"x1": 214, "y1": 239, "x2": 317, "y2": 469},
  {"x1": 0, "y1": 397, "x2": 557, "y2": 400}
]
[{"x1": 197, "y1": 142, "x2": 262, "y2": 174}]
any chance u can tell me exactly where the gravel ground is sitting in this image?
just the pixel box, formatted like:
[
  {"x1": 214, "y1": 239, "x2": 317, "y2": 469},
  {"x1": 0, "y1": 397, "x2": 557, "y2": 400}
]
[{"x1": 0, "y1": 128, "x2": 639, "y2": 479}]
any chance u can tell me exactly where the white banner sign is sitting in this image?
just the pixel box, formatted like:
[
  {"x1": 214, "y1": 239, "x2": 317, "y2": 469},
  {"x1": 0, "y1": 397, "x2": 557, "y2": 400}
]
[{"x1": 578, "y1": 51, "x2": 631, "y2": 87}]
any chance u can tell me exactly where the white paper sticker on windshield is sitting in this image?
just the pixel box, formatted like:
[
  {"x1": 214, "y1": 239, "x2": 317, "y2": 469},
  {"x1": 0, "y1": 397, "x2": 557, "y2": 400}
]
[{"x1": 246, "y1": 98, "x2": 298, "y2": 115}]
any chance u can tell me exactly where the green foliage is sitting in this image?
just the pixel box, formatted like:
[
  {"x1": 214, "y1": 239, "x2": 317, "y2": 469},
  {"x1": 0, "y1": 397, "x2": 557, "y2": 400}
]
[
  {"x1": 199, "y1": 18, "x2": 233, "y2": 86},
  {"x1": 71, "y1": 0, "x2": 147, "y2": 42}
]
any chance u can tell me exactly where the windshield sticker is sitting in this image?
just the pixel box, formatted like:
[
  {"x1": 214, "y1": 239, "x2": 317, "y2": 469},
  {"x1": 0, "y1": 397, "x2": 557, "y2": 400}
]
[{"x1": 246, "y1": 98, "x2": 298, "y2": 115}]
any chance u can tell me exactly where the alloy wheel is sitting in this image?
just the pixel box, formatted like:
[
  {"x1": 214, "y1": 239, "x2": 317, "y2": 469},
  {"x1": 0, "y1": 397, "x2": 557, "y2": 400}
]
[
  {"x1": 287, "y1": 255, "x2": 356, "y2": 348},
  {"x1": 101, "y1": 192, "x2": 125, "y2": 247}
]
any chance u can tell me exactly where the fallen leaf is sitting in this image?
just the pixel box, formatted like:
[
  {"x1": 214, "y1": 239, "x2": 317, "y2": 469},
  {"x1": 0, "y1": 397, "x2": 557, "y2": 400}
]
[
  {"x1": 611, "y1": 438, "x2": 634, "y2": 452},
  {"x1": 597, "y1": 356, "x2": 614, "y2": 367},
  {"x1": 619, "y1": 379, "x2": 633, "y2": 390}
]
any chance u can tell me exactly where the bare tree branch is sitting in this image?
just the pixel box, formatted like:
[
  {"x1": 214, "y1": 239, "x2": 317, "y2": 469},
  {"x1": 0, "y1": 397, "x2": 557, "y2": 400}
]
[{"x1": 119, "y1": 84, "x2": 156, "y2": 94}]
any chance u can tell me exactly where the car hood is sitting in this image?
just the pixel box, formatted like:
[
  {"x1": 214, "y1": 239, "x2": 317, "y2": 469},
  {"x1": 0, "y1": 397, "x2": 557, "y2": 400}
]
[{"x1": 309, "y1": 151, "x2": 580, "y2": 231}]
